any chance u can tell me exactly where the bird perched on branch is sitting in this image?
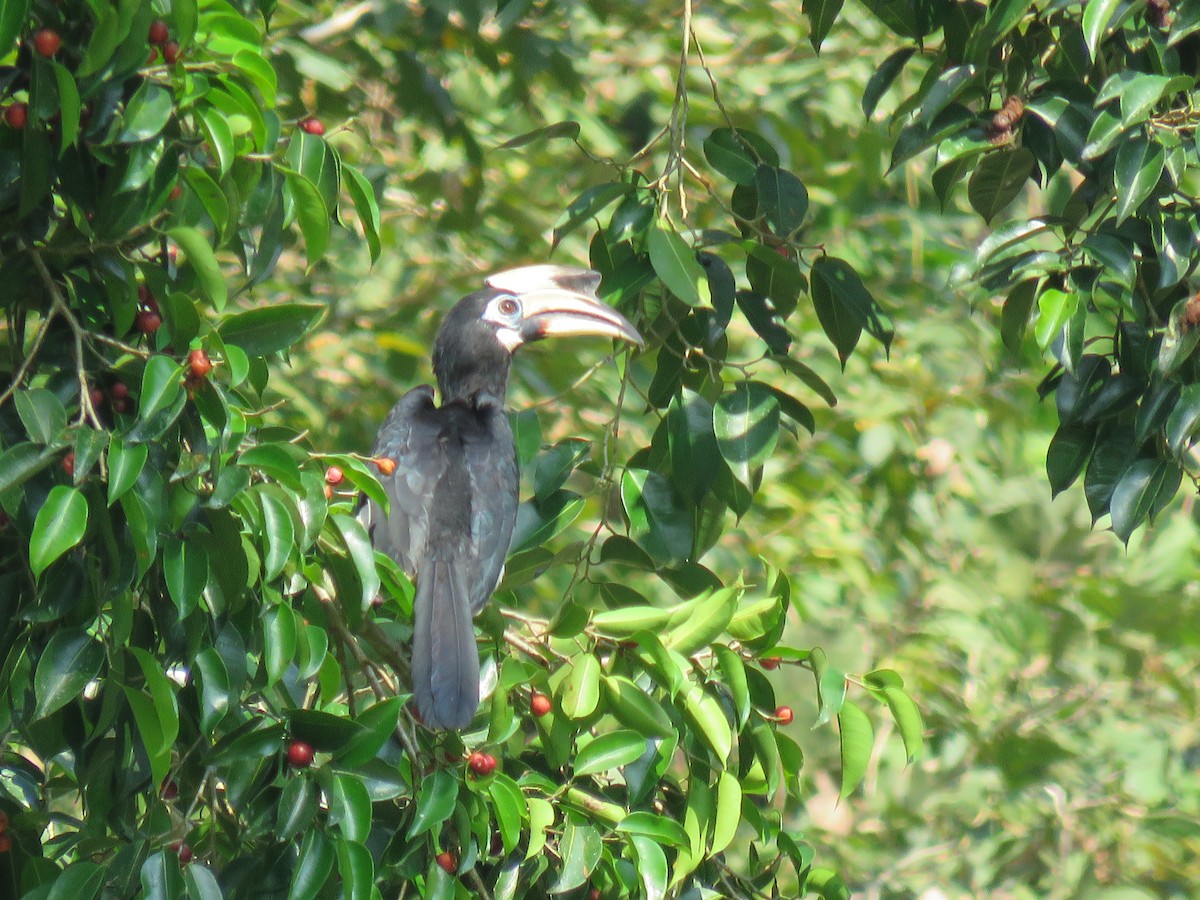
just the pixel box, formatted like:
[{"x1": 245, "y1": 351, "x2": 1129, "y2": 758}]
[{"x1": 360, "y1": 266, "x2": 642, "y2": 729}]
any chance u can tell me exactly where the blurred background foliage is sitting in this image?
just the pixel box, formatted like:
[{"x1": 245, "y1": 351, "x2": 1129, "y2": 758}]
[{"x1": 269, "y1": 0, "x2": 1200, "y2": 895}]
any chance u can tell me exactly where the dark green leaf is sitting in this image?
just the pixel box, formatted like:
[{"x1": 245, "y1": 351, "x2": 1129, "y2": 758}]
[
  {"x1": 967, "y1": 148, "x2": 1035, "y2": 223},
  {"x1": 1113, "y1": 137, "x2": 1165, "y2": 226},
  {"x1": 1110, "y1": 459, "x2": 1181, "y2": 543},
  {"x1": 16, "y1": 387, "x2": 67, "y2": 444},
  {"x1": 30, "y1": 485, "x2": 88, "y2": 578},
  {"x1": 754, "y1": 165, "x2": 809, "y2": 236},
  {"x1": 862, "y1": 48, "x2": 916, "y2": 118},
  {"x1": 804, "y1": 0, "x2": 845, "y2": 51},
  {"x1": 714, "y1": 381, "x2": 780, "y2": 487},
  {"x1": 648, "y1": 224, "x2": 707, "y2": 306},
  {"x1": 219, "y1": 303, "x2": 325, "y2": 357},
  {"x1": 34, "y1": 629, "x2": 104, "y2": 719}
]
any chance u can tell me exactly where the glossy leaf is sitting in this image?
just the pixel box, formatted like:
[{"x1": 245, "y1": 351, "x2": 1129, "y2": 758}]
[
  {"x1": 648, "y1": 224, "x2": 707, "y2": 306},
  {"x1": 714, "y1": 381, "x2": 781, "y2": 487},
  {"x1": 574, "y1": 730, "x2": 646, "y2": 777},
  {"x1": 34, "y1": 629, "x2": 104, "y2": 719},
  {"x1": 967, "y1": 148, "x2": 1035, "y2": 223},
  {"x1": 30, "y1": 485, "x2": 88, "y2": 578}
]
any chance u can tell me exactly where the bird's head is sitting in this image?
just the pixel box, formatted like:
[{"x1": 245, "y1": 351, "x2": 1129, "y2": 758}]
[{"x1": 433, "y1": 265, "x2": 642, "y2": 402}]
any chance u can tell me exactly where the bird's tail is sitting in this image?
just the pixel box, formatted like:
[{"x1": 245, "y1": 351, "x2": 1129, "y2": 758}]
[{"x1": 411, "y1": 559, "x2": 479, "y2": 729}]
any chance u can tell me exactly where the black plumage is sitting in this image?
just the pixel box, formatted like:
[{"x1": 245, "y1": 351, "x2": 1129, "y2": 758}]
[{"x1": 361, "y1": 266, "x2": 642, "y2": 729}]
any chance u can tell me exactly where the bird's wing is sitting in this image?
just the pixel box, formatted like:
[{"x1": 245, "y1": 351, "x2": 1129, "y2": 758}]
[
  {"x1": 462, "y1": 394, "x2": 520, "y2": 611},
  {"x1": 359, "y1": 384, "x2": 440, "y2": 574}
]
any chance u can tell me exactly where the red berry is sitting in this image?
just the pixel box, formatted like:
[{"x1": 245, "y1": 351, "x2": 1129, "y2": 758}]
[
  {"x1": 468, "y1": 751, "x2": 488, "y2": 775},
  {"x1": 163, "y1": 41, "x2": 180, "y2": 64},
  {"x1": 136, "y1": 309, "x2": 162, "y2": 335},
  {"x1": 187, "y1": 349, "x2": 213, "y2": 379},
  {"x1": 62, "y1": 451, "x2": 75, "y2": 477},
  {"x1": 4, "y1": 103, "x2": 28, "y2": 129},
  {"x1": 110, "y1": 381, "x2": 130, "y2": 400},
  {"x1": 299, "y1": 117, "x2": 325, "y2": 136},
  {"x1": 0, "y1": 834, "x2": 11, "y2": 853},
  {"x1": 435, "y1": 850, "x2": 456, "y2": 874},
  {"x1": 589, "y1": 890, "x2": 601, "y2": 900},
  {"x1": 169, "y1": 184, "x2": 183, "y2": 201},
  {"x1": 373, "y1": 457, "x2": 397, "y2": 476},
  {"x1": 146, "y1": 47, "x2": 159, "y2": 64},
  {"x1": 773, "y1": 705, "x2": 794, "y2": 725},
  {"x1": 325, "y1": 466, "x2": 344, "y2": 486},
  {"x1": 33, "y1": 28, "x2": 61, "y2": 57},
  {"x1": 286, "y1": 740, "x2": 315, "y2": 768},
  {"x1": 761, "y1": 657, "x2": 781, "y2": 670},
  {"x1": 530, "y1": 692, "x2": 552, "y2": 717},
  {"x1": 160, "y1": 779, "x2": 178, "y2": 799},
  {"x1": 89, "y1": 386, "x2": 104, "y2": 408},
  {"x1": 149, "y1": 20, "x2": 170, "y2": 45},
  {"x1": 170, "y1": 841, "x2": 192, "y2": 863}
]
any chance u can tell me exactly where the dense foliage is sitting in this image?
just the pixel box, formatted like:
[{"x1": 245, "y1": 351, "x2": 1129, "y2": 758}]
[{"x1": 0, "y1": 0, "x2": 1197, "y2": 898}]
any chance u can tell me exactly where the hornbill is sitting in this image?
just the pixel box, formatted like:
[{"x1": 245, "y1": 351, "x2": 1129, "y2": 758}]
[{"x1": 360, "y1": 266, "x2": 642, "y2": 729}]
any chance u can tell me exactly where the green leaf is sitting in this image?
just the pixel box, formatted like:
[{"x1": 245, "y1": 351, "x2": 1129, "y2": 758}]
[
  {"x1": 322, "y1": 772, "x2": 372, "y2": 842},
  {"x1": 917, "y1": 65, "x2": 976, "y2": 124},
  {"x1": 810, "y1": 255, "x2": 893, "y2": 363},
  {"x1": 714, "y1": 381, "x2": 781, "y2": 487},
  {"x1": 107, "y1": 437, "x2": 148, "y2": 506},
  {"x1": 559, "y1": 653, "x2": 601, "y2": 719},
  {"x1": 1110, "y1": 459, "x2": 1181, "y2": 543},
  {"x1": 525, "y1": 797, "x2": 555, "y2": 861},
  {"x1": 219, "y1": 304, "x2": 325, "y2": 356},
  {"x1": 1166, "y1": 384, "x2": 1200, "y2": 457},
  {"x1": 198, "y1": 108, "x2": 235, "y2": 176},
  {"x1": 631, "y1": 833, "x2": 669, "y2": 900},
  {"x1": 163, "y1": 536, "x2": 207, "y2": 618},
  {"x1": 495, "y1": 120, "x2": 580, "y2": 150},
  {"x1": 1113, "y1": 138, "x2": 1165, "y2": 226},
  {"x1": 1046, "y1": 424, "x2": 1095, "y2": 496},
  {"x1": 259, "y1": 490, "x2": 296, "y2": 581},
  {"x1": 661, "y1": 587, "x2": 739, "y2": 656},
  {"x1": 703, "y1": 128, "x2": 759, "y2": 185},
  {"x1": 140, "y1": 850, "x2": 185, "y2": 900},
  {"x1": 967, "y1": 148, "x2": 1035, "y2": 223},
  {"x1": 881, "y1": 685, "x2": 924, "y2": 762},
  {"x1": 183, "y1": 866, "x2": 223, "y2": 900},
  {"x1": 336, "y1": 839, "x2": 373, "y2": 900},
  {"x1": 407, "y1": 769, "x2": 458, "y2": 838},
  {"x1": 648, "y1": 224, "x2": 707, "y2": 306},
  {"x1": 262, "y1": 605, "x2": 297, "y2": 688},
  {"x1": 574, "y1": 730, "x2": 646, "y2": 777},
  {"x1": 711, "y1": 770, "x2": 742, "y2": 854},
  {"x1": 616, "y1": 811, "x2": 690, "y2": 848},
  {"x1": 0, "y1": 1, "x2": 30, "y2": 64},
  {"x1": 139, "y1": 355, "x2": 183, "y2": 422},
  {"x1": 489, "y1": 774, "x2": 527, "y2": 856},
  {"x1": 837, "y1": 700, "x2": 873, "y2": 798},
  {"x1": 30, "y1": 485, "x2": 89, "y2": 578},
  {"x1": 194, "y1": 648, "x2": 232, "y2": 734},
  {"x1": 681, "y1": 681, "x2": 732, "y2": 762},
  {"x1": 342, "y1": 165, "x2": 382, "y2": 263},
  {"x1": 804, "y1": 0, "x2": 845, "y2": 51},
  {"x1": 862, "y1": 47, "x2": 916, "y2": 118},
  {"x1": 1083, "y1": 0, "x2": 1124, "y2": 62},
  {"x1": 284, "y1": 170, "x2": 331, "y2": 267},
  {"x1": 754, "y1": 165, "x2": 809, "y2": 236},
  {"x1": 621, "y1": 469, "x2": 693, "y2": 565},
  {"x1": 168, "y1": 226, "x2": 228, "y2": 311},
  {"x1": 34, "y1": 629, "x2": 104, "y2": 719},
  {"x1": 550, "y1": 815, "x2": 601, "y2": 894},
  {"x1": 0, "y1": 442, "x2": 58, "y2": 496},
  {"x1": 117, "y1": 83, "x2": 173, "y2": 143},
  {"x1": 602, "y1": 676, "x2": 673, "y2": 738},
  {"x1": 1001, "y1": 278, "x2": 1038, "y2": 352},
  {"x1": 48, "y1": 861, "x2": 104, "y2": 900},
  {"x1": 16, "y1": 387, "x2": 67, "y2": 444},
  {"x1": 288, "y1": 830, "x2": 335, "y2": 900},
  {"x1": 554, "y1": 182, "x2": 631, "y2": 247},
  {"x1": 1034, "y1": 288, "x2": 1078, "y2": 350}
]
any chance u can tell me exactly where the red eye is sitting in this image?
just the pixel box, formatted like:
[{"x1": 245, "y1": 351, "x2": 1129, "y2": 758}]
[{"x1": 497, "y1": 297, "x2": 520, "y2": 317}]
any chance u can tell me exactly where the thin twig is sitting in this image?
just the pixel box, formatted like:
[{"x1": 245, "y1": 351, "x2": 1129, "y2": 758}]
[
  {"x1": 0, "y1": 306, "x2": 56, "y2": 410},
  {"x1": 23, "y1": 242, "x2": 104, "y2": 428}
]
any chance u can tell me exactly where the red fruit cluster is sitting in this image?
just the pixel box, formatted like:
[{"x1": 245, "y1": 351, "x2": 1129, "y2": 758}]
[
  {"x1": 530, "y1": 692, "x2": 552, "y2": 717},
  {"x1": 33, "y1": 28, "x2": 61, "y2": 57},
  {"x1": 286, "y1": 740, "x2": 315, "y2": 768},
  {"x1": 468, "y1": 750, "x2": 497, "y2": 776},
  {"x1": 435, "y1": 850, "x2": 457, "y2": 874},
  {"x1": 4, "y1": 103, "x2": 28, "y2": 130},
  {"x1": 136, "y1": 284, "x2": 162, "y2": 335}
]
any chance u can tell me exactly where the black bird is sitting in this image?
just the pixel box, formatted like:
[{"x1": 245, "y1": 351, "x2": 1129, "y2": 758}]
[{"x1": 360, "y1": 266, "x2": 642, "y2": 729}]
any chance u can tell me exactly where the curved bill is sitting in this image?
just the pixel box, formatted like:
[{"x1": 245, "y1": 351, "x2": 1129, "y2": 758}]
[{"x1": 486, "y1": 265, "x2": 643, "y2": 347}]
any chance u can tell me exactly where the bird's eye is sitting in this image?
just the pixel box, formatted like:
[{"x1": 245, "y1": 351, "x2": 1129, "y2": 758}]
[{"x1": 496, "y1": 296, "x2": 520, "y2": 317}]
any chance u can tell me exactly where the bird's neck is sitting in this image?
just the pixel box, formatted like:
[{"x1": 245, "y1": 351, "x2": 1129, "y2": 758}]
[{"x1": 433, "y1": 348, "x2": 511, "y2": 405}]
